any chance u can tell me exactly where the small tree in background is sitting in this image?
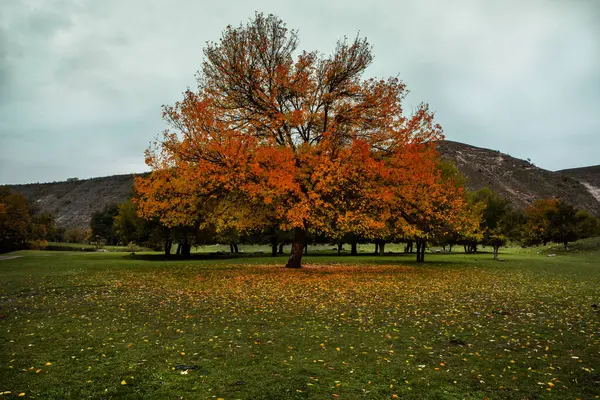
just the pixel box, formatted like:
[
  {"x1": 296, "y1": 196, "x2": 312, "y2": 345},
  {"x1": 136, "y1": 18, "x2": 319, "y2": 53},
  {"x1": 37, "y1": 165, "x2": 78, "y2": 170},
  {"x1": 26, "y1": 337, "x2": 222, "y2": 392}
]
[
  {"x1": 0, "y1": 188, "x2": 31, "y2": 252},
  {"x1": 470, "y1": 188, "x2": 524, "y2": 260},
  {"x1": 113, "y1": 198, "x2": 175, "y2": 254},
  {"x1": 64, "y1": 228, "x2": 87, "y2": 244},
  {"x1": 0, "y1": 188, "x2": 59, "y2": 252},
  {"x1": 525, "y1": 198, "x2": 598, "y2": 250},
  {"x1": 90, "y1": 204, "x2": 119, "y2": 245}
]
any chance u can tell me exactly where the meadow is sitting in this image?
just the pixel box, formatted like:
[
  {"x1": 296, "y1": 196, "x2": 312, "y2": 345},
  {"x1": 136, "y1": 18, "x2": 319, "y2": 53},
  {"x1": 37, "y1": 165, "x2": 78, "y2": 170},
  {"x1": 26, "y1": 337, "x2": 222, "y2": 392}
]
[{"x1": 1, "y1": 240, "x2": 599, "y2": 399}]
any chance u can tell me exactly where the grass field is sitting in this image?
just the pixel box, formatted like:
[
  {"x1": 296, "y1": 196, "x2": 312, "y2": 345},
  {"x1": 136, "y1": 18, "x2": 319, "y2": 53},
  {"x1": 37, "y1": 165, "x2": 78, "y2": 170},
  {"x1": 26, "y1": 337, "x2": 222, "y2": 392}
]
[{"x1": 1, "y1": 240, "x2": 599, "y2": 399}]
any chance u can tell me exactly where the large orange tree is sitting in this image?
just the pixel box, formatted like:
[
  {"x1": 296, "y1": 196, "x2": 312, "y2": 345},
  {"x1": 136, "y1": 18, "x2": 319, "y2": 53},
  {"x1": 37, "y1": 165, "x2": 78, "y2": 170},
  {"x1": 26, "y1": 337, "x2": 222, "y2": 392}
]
[{"x1": 136, "y1": 13, "x2": 467, "y2": 267}]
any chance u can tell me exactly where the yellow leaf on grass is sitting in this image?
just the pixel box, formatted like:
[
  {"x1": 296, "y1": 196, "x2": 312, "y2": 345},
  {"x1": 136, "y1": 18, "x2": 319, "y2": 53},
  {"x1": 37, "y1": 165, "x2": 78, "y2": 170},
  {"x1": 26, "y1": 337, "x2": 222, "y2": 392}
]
[{"x1": 121, "y1": 380, "x2": 127, "y2": 385}]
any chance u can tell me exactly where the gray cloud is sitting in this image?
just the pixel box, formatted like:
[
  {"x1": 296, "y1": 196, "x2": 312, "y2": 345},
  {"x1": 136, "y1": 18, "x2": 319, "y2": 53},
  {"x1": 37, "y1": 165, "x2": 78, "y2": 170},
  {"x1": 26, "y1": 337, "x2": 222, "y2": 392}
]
[{"x1": 1, "y1": 0, "x2": 599, "y2": 184}]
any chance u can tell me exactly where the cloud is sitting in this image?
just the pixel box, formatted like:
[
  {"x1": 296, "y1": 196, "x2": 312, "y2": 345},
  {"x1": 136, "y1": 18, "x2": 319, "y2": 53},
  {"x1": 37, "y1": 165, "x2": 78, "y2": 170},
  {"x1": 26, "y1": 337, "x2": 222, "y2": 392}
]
[{"x1": 1, "y1": 0, "x2": 599, "y2": 183}]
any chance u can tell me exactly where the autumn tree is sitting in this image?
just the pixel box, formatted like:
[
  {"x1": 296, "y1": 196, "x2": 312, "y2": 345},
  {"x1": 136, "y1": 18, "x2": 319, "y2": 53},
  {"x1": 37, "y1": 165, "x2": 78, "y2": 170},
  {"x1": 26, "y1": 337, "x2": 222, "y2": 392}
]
[
  {"x1": 0, "y1": 188, "x2": 31, "y2": 253},
  {"x1": 0, "y1": 188, "x2": 58, "y2": 252},
  {"x1": 523, "y1": 198, "x2": 555, "y2": 246},
  {"x1": 383, "y1": 157, "x2": 480, "y2": 262},
  {"x1": 136, "y1": 13, "x2": 461, "y2": 268},
  {"x1": 524, "y1": 198, "x2": 598, "y2": 250}
]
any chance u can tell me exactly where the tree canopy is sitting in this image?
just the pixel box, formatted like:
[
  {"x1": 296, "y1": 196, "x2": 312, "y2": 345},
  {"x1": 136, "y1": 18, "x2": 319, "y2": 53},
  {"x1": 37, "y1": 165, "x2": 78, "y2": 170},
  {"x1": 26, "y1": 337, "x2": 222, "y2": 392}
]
[
  {"x1": 0, "y1": 188, "x2": 57, "y2": 253},
  {"x1": 524, "y1": 198, "x2": 599, "y2": 249},
  {"x1": 135, "y1": 13, "x2": 472, "y2": 267}
]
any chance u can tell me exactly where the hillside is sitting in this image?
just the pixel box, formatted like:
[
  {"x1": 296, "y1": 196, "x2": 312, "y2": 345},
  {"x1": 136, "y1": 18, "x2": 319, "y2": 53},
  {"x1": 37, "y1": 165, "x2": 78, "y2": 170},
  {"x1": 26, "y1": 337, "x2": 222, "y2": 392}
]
[
  {"x1": 558, "y1": 165, "x2": 600, "y2": 203},
  {"x1": 7, "y1": 174, "x2": 146, "y2": 230},
  {"x1": 436, "y1": 141, "x2": 600, "y2": 216},
  {"x1": 5, "y1": 141, "x2": 599, "y2": 230}
]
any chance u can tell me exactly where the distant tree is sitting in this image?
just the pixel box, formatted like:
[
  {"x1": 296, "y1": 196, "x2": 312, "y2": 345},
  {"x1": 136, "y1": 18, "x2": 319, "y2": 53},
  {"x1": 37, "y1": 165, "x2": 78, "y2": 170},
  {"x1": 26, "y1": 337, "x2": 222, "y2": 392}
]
[
  {"x1": 470, "y1": 188, "x2": 523, "y2": 260},
  {"x1": 30, "y1": 212, "x2": 57, "y2": 242},
  {"x1": 525, "y1": 199, "x2": 598, "y2": 250},
  {"x1": 0, "y1": 189, "x2": 31, "y2": 253},
  {"x1": 90, "y1": 204, "x2": 119, "y2": 245},
  {"x1": 549, "y1": 202, "x2": 582, "y2": 250},
  {"x1": 113, "y1": 200, "x2": 142, "y2": 245},
  {"x1": 49, "y1": 226, "x2": 66, "y2": 243},
  {"x1": 113, "y1": 199, "x2": 173, "y2": 254},
  {"x1": 575, "y1": 210, "x2": 600, "y2": 239},
  {"x1": 64, "y1": 228, "x2": 87, "y2": 244},
  {"x1": 0, "y1": 188, "x2": 63, "y2": 251}
]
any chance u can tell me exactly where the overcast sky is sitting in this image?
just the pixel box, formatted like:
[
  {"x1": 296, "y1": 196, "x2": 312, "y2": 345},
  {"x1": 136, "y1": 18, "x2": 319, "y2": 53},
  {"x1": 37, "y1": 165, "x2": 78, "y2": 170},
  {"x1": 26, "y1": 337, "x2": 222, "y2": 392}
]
[{"x1": 1, "y1": 0, "x2": 599, "y2": 184}]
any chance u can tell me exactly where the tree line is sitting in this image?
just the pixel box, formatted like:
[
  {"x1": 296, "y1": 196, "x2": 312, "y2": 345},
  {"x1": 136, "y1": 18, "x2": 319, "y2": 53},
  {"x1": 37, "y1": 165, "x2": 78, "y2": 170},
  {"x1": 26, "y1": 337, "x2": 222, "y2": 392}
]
[
  {"x1": 82, "y1": 186, "x2": 599, "y2": 260},
  {"x1": 1, "y1": 179, "x2": 598, "y2": 257}
]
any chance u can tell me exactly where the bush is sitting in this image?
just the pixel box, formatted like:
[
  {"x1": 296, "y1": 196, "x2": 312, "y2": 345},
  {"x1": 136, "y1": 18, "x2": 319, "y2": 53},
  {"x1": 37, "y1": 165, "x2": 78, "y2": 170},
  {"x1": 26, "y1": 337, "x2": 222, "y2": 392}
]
[{"x1": 27, "y1": 240, "x2": 48, "y2": 250}]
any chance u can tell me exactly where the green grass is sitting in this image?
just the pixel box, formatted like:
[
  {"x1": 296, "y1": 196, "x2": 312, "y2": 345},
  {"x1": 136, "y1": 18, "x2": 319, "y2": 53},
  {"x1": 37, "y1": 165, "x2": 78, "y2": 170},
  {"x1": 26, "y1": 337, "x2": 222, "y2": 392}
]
[{"x1": 1, "y1": 240, "x2": 599, "y2": 399}]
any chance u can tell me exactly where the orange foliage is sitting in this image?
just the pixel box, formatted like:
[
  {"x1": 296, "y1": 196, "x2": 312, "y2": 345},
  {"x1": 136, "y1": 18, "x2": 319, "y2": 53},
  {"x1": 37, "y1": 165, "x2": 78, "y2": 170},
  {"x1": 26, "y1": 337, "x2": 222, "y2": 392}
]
[
  {"x1": 135, "y1": 14, "x2": 471, "y2": 266},
  {"x1": 523, "y1": 198, "x2": 558, "y2": 245}
]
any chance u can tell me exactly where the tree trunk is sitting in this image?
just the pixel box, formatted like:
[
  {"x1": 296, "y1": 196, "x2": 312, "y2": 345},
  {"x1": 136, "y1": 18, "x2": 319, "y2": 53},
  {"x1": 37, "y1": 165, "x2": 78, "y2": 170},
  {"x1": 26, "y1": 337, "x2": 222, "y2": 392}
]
[
  {"x1": 304, "y1": 244, "x2": 308, "y2": 255},
  {"x1": 183, "y1": 244, "x2": 191, "y2": 257},
  {"x1": 286, "y1": 228, "x2": 306, "y2": 268},
  {"x1": 278, "y1": 243, "x2": 284, "y2": 254},
  {"x1": 337, "y1": 243, "x2": 343, "y2": 256},
  {"x1": 379, "y1": 241, "x2": 386, "y2": 255},
  {"x1": 181, "y1": 237, "x2": 191, "y2": 257},
  {"x1": 234, "y1": 243, "x2": 239, "y2": 253},
  {"x1": 176, "y1": 243, "x2": 182, "y2": 256},
  {"x1": 271, "y1": 240, "x2": 278, "y2": 257},
  {"x1": 449, "y1": 244, "x2": 453, "y2": 252},
  {"x1": 164, "y1": 239, "x2": 172, "y2": 257},
  {"x1": 416, "y1": 238, "x2": 426, "y2": 262},
  {"x1": 351, "y1": 241, "x2": 357, "y2": 256},
  {"x1": 404, "y1": 241, "x2": 413, "y2": 253},
  {"x1": 230, "y1": 244, "x2": 235, "y2": 254},
  {"x1": 564, "y1": 241, "x2": 569, "y2": 251},
  {"x1": 493, "y1": 245, "x2": 499, "y2": 260}
]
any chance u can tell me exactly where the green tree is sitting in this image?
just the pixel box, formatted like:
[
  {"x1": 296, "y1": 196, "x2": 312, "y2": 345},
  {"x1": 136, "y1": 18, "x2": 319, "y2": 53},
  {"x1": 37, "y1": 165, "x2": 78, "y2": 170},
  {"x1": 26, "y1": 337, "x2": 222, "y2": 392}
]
[
  {"x1": 30, "y1": 212, "x2": 57, "y2": 242},
  {"x1": 90, "y1": 204, "x2": 119, "y2": 245},
  {"x1": 576, "y1": 210, "x2": 600, "y2": 240},
  {"x1": 470, "y1": 188, "x2": 523, "y2": 260},
  {"x1": 525, "y1": 199, "x2": 597, "y2": 250},
  {"x1": 113, "y1": 200, "x2": 142, "y2": 245}
]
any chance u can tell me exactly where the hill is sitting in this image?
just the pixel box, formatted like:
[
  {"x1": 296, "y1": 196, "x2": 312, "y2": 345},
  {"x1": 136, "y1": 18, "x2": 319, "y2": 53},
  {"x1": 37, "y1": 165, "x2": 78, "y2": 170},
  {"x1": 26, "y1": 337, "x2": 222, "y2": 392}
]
[
  {"x1": 436, "y1": 141, "x2": 600, "y2": 216},
  {"x1": 558, "y1": 165, "x2": 600, "y2": 203},
  {"x1": 7, "y1": 174, "x2": 146, "y2": 230},
  {"x1": 5, "y1": 141, "x2": 599, "y2": 229}
]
